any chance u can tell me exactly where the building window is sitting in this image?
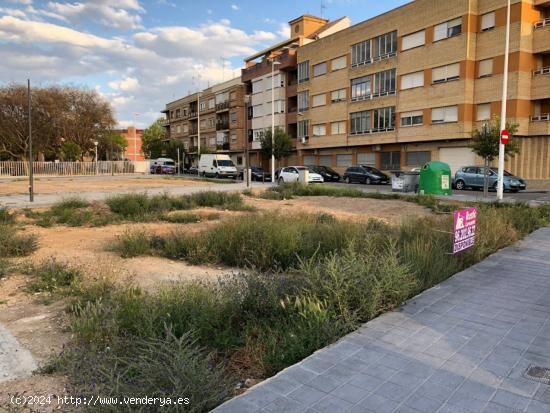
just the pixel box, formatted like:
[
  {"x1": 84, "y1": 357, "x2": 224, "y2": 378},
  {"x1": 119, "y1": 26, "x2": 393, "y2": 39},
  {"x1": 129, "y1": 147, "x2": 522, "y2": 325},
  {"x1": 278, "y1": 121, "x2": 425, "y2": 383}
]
[
  {"x1": 351, "y1": 39, "x2": 371, "y2": 67},
  {"x1": 230, "y1": 112, "x2": 237, "y2": 123},
  {"x1": 432, "y1": 63, "x2": 460, "y2": 83},
  {"x1": 237, "y1": 156, "x2": 243, "y2": 165},
  {"x1": 200, "y1": 119, "x2": 206, "y2": 129},
  {"x1": 478, "y1": 58, "x2": 493, "y2": 78},
  {"x1": 331, "y1": 89, "x2": 347, "y2": 103},
  {"x1": 477, "y1": 103, "x2": 491, "y2": 121},
  {"x1": 331, "y1": 55, "x2": 347, "y2": 71},
  {"x1": 350, "y1": 110, "x2": 371, "y2": 135},
  {"x1": 400, "y1": 110, "x2": 423, "y2": 127},
  {"x1": 313, "y1": 62, "x2": 327, "y2": 77},
  {"x1": 373, "y1": 107, "x2": 395, "y2": 131},
  {"x1": 183, "y1": 124, "x2": 188, "y2": 133},
  {"x1": 175, "y1": 109, "x2": 181, "y2": 118},
  {"x1": 312, "y1": 124, "x2": 326, "y2": 136},
  {"x1": 269, "y1": 100, "x2": 285, "y2": 114},
  {"x1": 209, "y1": 137, "x2": 216, "y2": 147},
  {"x1": 480, "y1": 12, "x2": 495, "y2": 31},
  {"x1": 230, "y1": 91, "x2": 236, "y2": 100},
  {"x1": 265, "y1": 73, "x2": 284, "y2": 90},
  {"x1": 253, "y1": 129, "x2": 264, "y2": 141},
  {"x1": 331, "y1": 121, "x2": 346, "y2": 135},
  {"x1": 357, "y1": 153, "x2": 375, "y2": 166},
  {"x1": 373, "y1": 69, "x2": 396, "y2": 97},
  {"x1": 252, "y1": 80, "x2": 262, "y2": 94},
  {"x1": 402, "y1": 30, "x2": 426, "y2": 51},
  {"x1": 406, "y1": 151, "x2": 431, "y2": 166},
  {"x1": 298, "y1": 120, "x2": 309, "y2": 139},
  {"x1": 200, "y1": 101, "x2": 206, "y2": 111},
  {"x1": 252, "y1": 104, "x2": 263, "y2": 118},
  {"x1": 373, "y1": 31, "x2": 397, "y2": 61},
  {"x1": 380, "y1": 151, "x2": 401, "y2": 170},
  {"x1": 434, "y1": 18, "x2": 462, "y2": 41},
  {"x1": 298, "y1": 61, "x2": 310, "y2": 83},
  {"x1": 231, "y1": 134, "x2": 237, "y2": 143},
  {"x1": 298, "y1": 91, "x2": 309, "y2": 112},
  {"x1": 401, "y1": 71, "x2": 424, "y2": 90},
  {"x1": 351, "y1": 76, "x2": 371, "y2": 101},
  {"x1": 312, "y1": 94, "x2": 326, "y2": 107},
  {"x1": 336, "y1": 154, "x2": 353, "y2": 167},
  {"x1": 432, "y1": 105, "x2": 458, "y2": 123},
  {"x1": 176, "y1": 125, "x2": 181, "y2": 133},
  {"x1": 208, "y1": 98, "x2": 215, "y2": 109}
]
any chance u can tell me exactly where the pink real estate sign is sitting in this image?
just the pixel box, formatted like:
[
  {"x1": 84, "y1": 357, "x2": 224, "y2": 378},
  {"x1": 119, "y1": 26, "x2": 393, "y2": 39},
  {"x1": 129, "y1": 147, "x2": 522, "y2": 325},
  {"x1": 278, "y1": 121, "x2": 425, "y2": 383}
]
[{"x1": 453, "y1": 207, "x2": 477, "y2": 254}]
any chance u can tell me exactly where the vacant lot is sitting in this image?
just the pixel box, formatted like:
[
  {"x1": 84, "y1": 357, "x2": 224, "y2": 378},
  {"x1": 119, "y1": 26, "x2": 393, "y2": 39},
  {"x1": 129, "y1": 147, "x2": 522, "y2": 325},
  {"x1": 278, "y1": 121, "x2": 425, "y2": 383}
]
[{"x1": 0, "y1": 175, "x2": 214, "y2": 196}]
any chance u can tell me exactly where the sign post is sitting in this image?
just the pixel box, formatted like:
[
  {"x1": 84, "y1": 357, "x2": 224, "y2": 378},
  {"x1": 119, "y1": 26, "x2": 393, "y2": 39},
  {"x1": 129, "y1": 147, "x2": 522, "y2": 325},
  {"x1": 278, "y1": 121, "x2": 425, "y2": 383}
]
[{"x1": 453, "y1": 208, "x2": 477, "y2": 254}]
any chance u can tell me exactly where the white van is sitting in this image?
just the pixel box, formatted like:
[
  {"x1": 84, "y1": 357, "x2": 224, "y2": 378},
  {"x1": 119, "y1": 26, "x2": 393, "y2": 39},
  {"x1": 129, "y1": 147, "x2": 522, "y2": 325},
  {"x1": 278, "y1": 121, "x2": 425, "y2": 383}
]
[{"x1": 199, "y1": 154, "x2": 238, "y2": 179}]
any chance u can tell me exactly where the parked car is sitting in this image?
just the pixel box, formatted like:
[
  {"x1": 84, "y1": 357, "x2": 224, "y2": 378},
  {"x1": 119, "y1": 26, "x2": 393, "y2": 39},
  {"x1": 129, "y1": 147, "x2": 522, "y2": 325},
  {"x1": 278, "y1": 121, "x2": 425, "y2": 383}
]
[
  {"x1": 307, "y1": 165, "x2": 341, "y2": 182},
  {"x1": 198, "y1": 154, "x2": 237, "y2": 179},
  {"x1": 185, "y1": 166, "x2": 198, "y2": 175},
  {"x1": 454, "y1": 166, "x2": 526, "y2": 192},
  {"x1": 278, "y1": 166, "x2": 324, "y2": 184},
  {"x1": 150, "y1": 158, "x2": 176, "y2": 175},
  {"x1": 343, "y1": 166, "x2": 390, "y2": 185},
  {"x1": 238, "y1": 166, "x2": 272, "y2": 182}
]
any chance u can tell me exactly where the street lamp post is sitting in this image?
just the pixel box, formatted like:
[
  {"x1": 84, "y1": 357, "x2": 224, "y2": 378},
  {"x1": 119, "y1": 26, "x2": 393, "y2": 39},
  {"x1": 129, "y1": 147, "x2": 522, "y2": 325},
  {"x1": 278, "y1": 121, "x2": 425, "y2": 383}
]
[
  {"x1": 244, "y1": 94, "x2": 251, "y2": 188},
  {"x1": 497, "y1": 0, "x2": 511, "y2": 201},
  {"x1": 271, "y1": 59, "x2": 281, "y2": 183},
  {"x1": 94, "y1": 141, "x2": 99, "y2": 175}
]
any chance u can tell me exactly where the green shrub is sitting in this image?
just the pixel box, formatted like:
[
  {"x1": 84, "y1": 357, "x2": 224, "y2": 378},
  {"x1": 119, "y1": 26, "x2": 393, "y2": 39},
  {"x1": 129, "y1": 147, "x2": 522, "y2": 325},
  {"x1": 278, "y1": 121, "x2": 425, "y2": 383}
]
[
  {"x1": 0, "y1": 207, "x2": 16, "y2": 225},
  {"x1": 0, "y1": 259, "x2": 11, "y2": 279},
  {"x1": 0, "y1": 225, "x2": 37, "y2": 257},
  {"x1": 111, "y1": 230, "x2": 152, "y2": 258},
  {"x1": 25, "y1": 260, "x2": 81, "y2": 294}
]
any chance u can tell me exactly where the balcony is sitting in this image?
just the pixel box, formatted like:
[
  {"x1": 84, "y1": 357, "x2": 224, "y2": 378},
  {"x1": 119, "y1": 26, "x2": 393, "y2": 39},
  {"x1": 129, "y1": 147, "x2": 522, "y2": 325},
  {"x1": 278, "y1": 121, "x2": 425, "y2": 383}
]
[
  {"x1": 532, "y1": 68, "x2": 550, "y2": 100},
  {"x1": 216, "y1": 101, "x2": 230, "y2": 111},
  {"x1": 529, "y1": 114, "x2": 550, "y2": 135},
  {"x1": 188, "y1": 111, "x2": 198, "y2": 118},
  {"x1": 216, "y1": 142, "x2": 230, "y2": 151},
  {"x1": 216, "y1": 122, "x2": 229, "y2": 131},
  {"x1": 533, "y1": 19, "x2": 550, "y2": 53},
  {"x1": 242, "y1": 49, "x2": 297, "y2": 82},
  {"x1": 189, "y1": 128, "x2": 198, "y2": 135}
]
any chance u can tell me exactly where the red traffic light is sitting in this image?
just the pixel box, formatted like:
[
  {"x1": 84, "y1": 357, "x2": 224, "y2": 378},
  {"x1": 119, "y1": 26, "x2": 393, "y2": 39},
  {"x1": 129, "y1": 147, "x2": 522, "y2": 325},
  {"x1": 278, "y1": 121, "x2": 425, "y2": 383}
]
[{"x1": 501, "y1": 130, "x2": 510, "y2": 145}]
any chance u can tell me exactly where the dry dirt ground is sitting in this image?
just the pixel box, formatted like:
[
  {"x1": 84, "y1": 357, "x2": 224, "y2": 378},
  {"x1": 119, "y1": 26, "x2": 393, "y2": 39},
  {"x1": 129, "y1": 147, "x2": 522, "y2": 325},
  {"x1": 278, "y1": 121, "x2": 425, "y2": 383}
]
[
  {"x1": 0, "y1": 194, "x2": 432, "y2": 411},
  {"x1": 0, "y1": 176, "x2": 211, "y2": 196}
]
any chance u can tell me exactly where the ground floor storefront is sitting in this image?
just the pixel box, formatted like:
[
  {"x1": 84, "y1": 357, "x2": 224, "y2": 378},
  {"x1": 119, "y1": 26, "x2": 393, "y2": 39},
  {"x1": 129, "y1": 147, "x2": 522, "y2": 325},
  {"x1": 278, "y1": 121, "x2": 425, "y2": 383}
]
[{"x1": 297, "y1": 135, "x2": 550, "y2": 180}]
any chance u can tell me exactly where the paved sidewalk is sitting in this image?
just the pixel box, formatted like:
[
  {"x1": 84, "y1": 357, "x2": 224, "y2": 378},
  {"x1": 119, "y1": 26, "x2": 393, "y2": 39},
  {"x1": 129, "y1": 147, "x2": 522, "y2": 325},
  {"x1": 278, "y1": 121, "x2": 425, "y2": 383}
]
[
  {"x1": 214, "y1": 228, "x2": 550, "y2": 413},
  {"x1": 0, "y1": 323, "x2": 37, "y2": 383}
]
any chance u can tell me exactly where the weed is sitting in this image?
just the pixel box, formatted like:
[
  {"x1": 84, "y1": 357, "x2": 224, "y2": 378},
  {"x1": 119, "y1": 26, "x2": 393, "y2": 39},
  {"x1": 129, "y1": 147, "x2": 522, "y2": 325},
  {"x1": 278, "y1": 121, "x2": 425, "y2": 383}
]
[
  {"x1": 0, "y1": 225, "x2": 37, "y2": 257},
  {"x1": 0, "y1": 206, "x2": 16, "y2": 225},
  {"x1": 0, "y1": 259, "x2": 11, "y2": 279},
  {"x1": 24, "y1": 260, "x2": 81, "y2": 294}
]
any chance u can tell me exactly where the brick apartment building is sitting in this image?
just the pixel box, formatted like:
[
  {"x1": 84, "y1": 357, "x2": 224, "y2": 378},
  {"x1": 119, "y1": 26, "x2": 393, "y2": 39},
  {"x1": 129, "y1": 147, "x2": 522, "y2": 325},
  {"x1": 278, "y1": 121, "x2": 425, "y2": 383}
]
[
  {"x1": 162, "y1": 77, "x2": 247, "y2": 168},
  {"x1": 295, "y1": 0, "x2": 550, "y2": 178},
  {"x1": 163, "y1": 0, "x2": 549, "y2": 179},
  {"x1": 118, "y1": 126, "x2": 144, "y2": 161}
]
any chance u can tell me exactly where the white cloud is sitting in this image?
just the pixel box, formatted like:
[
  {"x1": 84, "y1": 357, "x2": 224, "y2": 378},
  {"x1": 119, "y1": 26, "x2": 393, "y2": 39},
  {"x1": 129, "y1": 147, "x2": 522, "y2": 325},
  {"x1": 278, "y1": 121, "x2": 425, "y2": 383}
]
[
  {"x1": 0, "y1": 15, "x2": 280, "y2": 128},
  {"x1": 0, "y1": 7, "x2": 27, "y2": 18},
  {"x1": 46, "y1": 1, "x2": 144, "y2": 30},
  {"x1": 277, "y1": 22, "x2": 290, "y2": 38},
  {"x1": 7, "y1": 0, "x2": 33, "y2": 4},
  {"x1": 231, "y1": 4, "x2": 239, "y2": 10},
  {"x1": 108, "y1": 77, "x2": 139, "y2": 92}
]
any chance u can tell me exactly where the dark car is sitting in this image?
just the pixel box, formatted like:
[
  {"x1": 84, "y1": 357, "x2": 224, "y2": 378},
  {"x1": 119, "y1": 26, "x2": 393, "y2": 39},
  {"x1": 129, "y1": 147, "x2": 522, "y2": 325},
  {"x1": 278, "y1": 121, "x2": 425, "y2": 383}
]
[
  {"x1": 307, "y1": 165, "x2": 341, "y2": 182},
  {"x1": 343, "y1": 166, "x2": 390, "y2": 185},
  {"x1": 238, "y1": 166, "x2": 272, "y2": 182},
  {"x1": 454, "y1": 166, "x2": 526, "y2": 192}
]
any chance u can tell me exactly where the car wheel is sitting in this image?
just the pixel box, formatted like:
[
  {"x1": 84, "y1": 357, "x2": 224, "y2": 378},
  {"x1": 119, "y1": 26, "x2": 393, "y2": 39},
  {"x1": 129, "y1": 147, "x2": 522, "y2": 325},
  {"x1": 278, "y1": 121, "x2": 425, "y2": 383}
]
[
  {"x1": 215, "y1": 173, "x2": 220, "y2": 179},
  {"x1": 345, "y1": 176, "x2": 351, "y2": 184},
  {"x1": 365, "y1": 177, "x2": 372, "y2": 185},
  {"x1": 455, "y1": 180, "x2": 466, "y2": 190}
]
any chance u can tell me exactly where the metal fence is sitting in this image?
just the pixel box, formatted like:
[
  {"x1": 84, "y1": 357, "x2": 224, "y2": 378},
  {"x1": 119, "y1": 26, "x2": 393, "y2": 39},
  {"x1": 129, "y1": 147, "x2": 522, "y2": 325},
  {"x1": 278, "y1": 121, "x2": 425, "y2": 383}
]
[{"x1": 0, "y1": 161, "x2": 151, "y2": 177}]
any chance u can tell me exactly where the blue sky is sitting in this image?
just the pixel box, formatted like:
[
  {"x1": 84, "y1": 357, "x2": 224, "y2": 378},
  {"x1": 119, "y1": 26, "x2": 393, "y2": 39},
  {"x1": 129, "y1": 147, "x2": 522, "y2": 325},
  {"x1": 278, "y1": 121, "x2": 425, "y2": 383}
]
[{"x1": 0, "y1": 0, "x2": 410, "y2": 127}]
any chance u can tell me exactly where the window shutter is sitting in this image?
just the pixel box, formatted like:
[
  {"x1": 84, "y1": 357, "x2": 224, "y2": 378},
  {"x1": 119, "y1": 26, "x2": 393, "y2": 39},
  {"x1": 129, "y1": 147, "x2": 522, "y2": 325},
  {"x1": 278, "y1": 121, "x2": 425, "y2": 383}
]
[
  {"x1": 434, "y1": 22, "x2": 447, "y2": 41},
  {"x1": 432, "y1": 107, "x2": 445, "y2": 122},
  {"x1": 402, "y1": 30, "x2": 426, "y2": 51},
  {"x1": 480, "y1": 12, "x2": 495, "y2": 31},
  {"x1": 478, "y1": 59, "x2": 493, "y2": 77},
  {"x1": 401, "y1": 71, "x2": 424, "y2": 89},
  {"x1": 476, "y1": 103, "x2": 491, "y2": 121},
  {"x1": 432, "y1": 66, "x2": 447, "y2": 82},
  {"x1": 331, "y1": 56, "x2": 347, "y2": 70},
  {"x1": 445, "y1": 106, "x2": 458, "y2": 122},
  {"x1": 312, "y1": 94, "x2": 326, "y2": 107},
  {"x1": 357, "y1": 153, "x2": 375, "y2": 166},
  {"x1": 447, "y1": 63, "x2": 460, "y2": 79}
]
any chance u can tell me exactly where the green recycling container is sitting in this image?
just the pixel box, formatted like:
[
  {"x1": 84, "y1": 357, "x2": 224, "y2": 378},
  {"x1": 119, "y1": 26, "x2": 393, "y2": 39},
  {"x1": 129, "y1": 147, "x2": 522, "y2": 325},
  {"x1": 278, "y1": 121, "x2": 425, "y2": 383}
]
[{"x1": 418, "y1": 161, "x2": 453, "y2": 196}]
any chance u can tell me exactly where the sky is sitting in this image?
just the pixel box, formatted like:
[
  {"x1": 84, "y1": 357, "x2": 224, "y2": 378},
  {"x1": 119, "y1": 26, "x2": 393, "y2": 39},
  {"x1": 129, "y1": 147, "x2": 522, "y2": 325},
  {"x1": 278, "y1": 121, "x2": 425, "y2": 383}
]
[{"x1": 0, "y1": 0, "x2": 410, "y2": 128}]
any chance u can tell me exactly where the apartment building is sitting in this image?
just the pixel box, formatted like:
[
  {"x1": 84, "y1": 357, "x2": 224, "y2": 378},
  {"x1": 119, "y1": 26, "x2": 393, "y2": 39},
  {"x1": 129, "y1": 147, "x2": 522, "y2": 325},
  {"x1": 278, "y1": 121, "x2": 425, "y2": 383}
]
[
  {"x1": 295, "y1": 0, "x2": 550, "y2": 179},
  {"x1": 241, "y1": 15, "x2": 350, "y2": 169},
  {"x1": 162, "y1": 77, "x2": 247, "y2": 168}
]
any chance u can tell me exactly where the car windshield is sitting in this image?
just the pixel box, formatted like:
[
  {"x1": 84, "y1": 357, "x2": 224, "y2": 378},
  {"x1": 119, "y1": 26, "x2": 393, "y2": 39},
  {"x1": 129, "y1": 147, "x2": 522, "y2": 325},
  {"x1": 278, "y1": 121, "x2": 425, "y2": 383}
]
[
  {"x1": 296, "y1": 166, "x2": 307, "y2": 171},
  {"x1": 218, "y1": 160, "x2": 234, "y2": 167},
  {"x1": 490, "y1": 169, "x2": 513, "y2": 176},
  {"x1": 252, "y1": 167, "x2": 264, "y2": 172},
  {"x1": 164, "y1": 162, "x2": 175, "y2": 166},
  {"x1": 322, "y1": 166, "x2": 338, "y2": 174},
  {"x1": 363, "y1": 166, "x2": 381, "y2": 174}
]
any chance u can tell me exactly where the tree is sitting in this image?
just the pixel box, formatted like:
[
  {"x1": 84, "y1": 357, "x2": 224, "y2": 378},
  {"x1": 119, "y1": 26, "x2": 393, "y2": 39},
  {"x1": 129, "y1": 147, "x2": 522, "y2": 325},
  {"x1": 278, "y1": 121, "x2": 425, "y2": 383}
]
[
  {"x1": 141, "y1": 119, "x2": 167, "y2": 159},
  {"x1": 60, "y1": 141, "x2": 82, "y2": 161},
  {"x1": 0, "y1": 83, "x2": 116, "y2": 160},
  {"x1": 259, "y1": 127, "x2": 294, "y2": 168},
  {"x1": 98, "y1": 132, "x2": 127, "y2": 160},
  {"x1": 470, "y1": 116, "x2": 520, "y2": 196}
]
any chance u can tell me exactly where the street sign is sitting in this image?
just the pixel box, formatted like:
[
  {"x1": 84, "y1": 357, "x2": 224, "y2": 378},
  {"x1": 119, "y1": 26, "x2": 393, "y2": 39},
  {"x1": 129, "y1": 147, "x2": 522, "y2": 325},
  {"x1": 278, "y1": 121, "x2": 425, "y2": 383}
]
[
  {"x1": 453, "y1": 208, "x2": 477, "y2": 254},
  {"x1": 501, "y1": 129, "x2": 510, "y2": 145}
]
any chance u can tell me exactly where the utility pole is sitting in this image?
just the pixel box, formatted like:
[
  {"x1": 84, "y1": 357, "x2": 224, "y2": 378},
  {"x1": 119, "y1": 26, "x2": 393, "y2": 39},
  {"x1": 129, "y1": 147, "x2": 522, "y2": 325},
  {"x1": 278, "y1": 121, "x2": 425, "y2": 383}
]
[
  {"x1": 28, "y1": 79, "x2": 34, "y2": 202},
  {"x1": 271, "y1": 59, "x2": 281, "y2": 183},
  {"x1": 497, "y1": 0, "x2": 511, "y2": 201},
  {"x1": 244, "y1": 94, "x2": 250, "y2": 188}
]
